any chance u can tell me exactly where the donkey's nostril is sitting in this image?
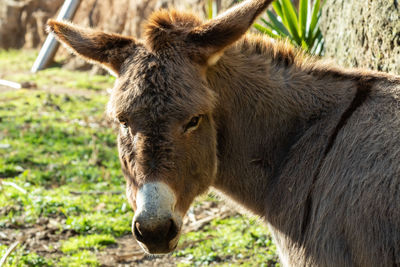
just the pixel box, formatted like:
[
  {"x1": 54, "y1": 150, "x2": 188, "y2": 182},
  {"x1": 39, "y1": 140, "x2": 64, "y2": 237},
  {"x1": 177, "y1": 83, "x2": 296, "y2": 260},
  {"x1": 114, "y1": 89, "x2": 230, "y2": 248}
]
[
  {"x1": 133, "y1": 217, "x2": 179, "y2": 246},
  {"x1": 166, "y1": 219, "x2": 179, "y2": 241},
  {"x1": 134, "y1": 222, "x2": 144, "y2": 242}
]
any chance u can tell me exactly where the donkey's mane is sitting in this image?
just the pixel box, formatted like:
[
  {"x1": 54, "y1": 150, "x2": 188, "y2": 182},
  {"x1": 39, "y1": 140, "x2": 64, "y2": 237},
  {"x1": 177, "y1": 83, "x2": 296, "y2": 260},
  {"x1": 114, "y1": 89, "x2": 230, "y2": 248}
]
[
  {"x1": 144, "y1": 9, "x2": 202, "y2": 52},
  {"x1": 237, "y1": 34, "x2": 310, "y2": 67},
  {"x1": 237, "y1": 33, "x2": 400, "y2": 84}
]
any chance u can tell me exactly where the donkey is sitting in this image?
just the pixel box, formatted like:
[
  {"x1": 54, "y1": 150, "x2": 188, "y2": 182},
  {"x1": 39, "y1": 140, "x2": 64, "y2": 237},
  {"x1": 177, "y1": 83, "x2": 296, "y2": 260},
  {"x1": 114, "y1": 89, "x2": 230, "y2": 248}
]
[{"x1": 47, "y1": 0, "x2": 400, "y2": 265}]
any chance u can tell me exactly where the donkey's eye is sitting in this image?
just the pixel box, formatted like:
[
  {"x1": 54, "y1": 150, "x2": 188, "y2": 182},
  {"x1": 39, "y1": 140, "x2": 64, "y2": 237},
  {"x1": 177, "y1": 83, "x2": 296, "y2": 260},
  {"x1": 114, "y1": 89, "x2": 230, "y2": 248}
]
[
  {"x1": 185, "y1": 115, "x2": 202, "y2": 132},
  {"x1": 120, "y1": 121, "x2": 128, "y2": 129}
]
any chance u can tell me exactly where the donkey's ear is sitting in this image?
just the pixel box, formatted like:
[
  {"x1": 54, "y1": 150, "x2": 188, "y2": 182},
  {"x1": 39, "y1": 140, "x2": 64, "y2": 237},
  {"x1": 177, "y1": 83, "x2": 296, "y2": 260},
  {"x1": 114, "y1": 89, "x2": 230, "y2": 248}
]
[
  {"x1": 47, "y1": 20, "x2": 137, "y2": 75},
  {"x1": 187, "y1": 0, "x2": 273, "y2": 65}
]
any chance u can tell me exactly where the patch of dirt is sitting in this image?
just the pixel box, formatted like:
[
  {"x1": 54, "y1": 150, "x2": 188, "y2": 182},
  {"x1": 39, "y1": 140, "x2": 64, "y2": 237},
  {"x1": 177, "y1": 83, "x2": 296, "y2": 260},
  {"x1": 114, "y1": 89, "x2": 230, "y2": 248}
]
[
  {"x1": 0, "y1": 198, "x2": 236, "y2": 266},
  {"x1": 0, "y1": 217, "x2": 76, "y2": 261},
  {"x1": 97, "y1": 235, "x2": 176, "y2": 267}
]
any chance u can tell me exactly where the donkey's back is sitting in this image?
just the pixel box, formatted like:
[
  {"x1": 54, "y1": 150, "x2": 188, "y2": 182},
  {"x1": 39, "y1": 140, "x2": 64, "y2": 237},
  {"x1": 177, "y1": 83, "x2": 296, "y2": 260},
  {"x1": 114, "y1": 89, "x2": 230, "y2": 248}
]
[{"x1": 326, "y1": 81, "x2": 400, "y2": 266}]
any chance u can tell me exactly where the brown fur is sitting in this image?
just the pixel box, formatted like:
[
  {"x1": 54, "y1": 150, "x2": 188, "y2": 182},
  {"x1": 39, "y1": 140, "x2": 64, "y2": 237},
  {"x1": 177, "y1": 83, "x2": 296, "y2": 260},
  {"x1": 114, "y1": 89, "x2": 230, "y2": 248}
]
[
  {"x1": 48, "y1": 0, "x2": 400, "y2": 265},
  {"x1": 47, "y1": 20, "x2": 137, "y2": 74}
]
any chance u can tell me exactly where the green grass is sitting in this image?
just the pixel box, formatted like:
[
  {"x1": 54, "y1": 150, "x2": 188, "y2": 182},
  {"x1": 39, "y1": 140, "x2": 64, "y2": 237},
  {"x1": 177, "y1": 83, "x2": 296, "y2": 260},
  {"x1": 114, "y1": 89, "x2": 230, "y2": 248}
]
[
  {"x1": 175, "y1": 216, "x2": 279, "y2": 267},
  {"x1": 58, "y1": 250, "x2": 99, "y2": 267},
  {"x1": 61, "y1": 234, "x2": 116, "y2": 253},
  {"x1": 0, "y1": 49, "x2": 279, "y2": 266},
  {"x1": 0, "y1": 244, "x2": 52, "y2": 267}
]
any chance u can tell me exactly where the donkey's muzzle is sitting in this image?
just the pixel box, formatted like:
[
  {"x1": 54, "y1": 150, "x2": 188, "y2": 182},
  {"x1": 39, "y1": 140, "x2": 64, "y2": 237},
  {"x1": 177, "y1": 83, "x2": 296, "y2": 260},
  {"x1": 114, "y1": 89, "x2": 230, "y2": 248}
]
[
  {"x1": 132, "y1": 182, "x2": 182, "y2": 254},
  {"x1": 133, "y1": 216, "x2": 179, "y2": 254}
]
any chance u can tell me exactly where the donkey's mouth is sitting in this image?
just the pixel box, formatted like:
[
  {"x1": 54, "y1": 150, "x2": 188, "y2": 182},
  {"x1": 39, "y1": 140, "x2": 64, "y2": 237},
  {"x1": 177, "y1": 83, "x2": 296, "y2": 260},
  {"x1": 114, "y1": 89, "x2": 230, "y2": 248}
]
[{"x1": 135, "y1": 230, "x2": 181, "y2": 254}]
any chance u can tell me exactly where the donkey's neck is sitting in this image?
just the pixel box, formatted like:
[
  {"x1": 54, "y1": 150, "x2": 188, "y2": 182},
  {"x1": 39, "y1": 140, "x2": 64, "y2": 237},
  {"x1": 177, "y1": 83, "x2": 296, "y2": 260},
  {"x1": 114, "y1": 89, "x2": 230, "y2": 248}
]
[{"x1": 206, "y1": 35, "x2": 360, "y2": 218}]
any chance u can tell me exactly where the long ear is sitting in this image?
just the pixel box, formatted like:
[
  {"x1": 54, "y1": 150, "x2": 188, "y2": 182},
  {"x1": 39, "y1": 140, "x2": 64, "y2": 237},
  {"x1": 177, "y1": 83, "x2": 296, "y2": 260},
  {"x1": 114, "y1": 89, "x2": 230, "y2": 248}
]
[
  {"x1": 47, "y1": 20, "x2": 137, "y2": 75},
  {"x1": 187, "y1": 0, "x2": 273, "y2": 64}
]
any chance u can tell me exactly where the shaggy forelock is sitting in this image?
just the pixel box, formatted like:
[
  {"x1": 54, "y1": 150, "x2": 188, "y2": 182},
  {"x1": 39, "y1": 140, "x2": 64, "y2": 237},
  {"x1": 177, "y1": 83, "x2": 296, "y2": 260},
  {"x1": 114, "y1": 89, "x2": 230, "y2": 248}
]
[
  {"x1": 107, "y1": 50, "x2": 217, "y2": 124},
  {"x1": 144, "y1": 9, "x2": 202, "y2": 52}
]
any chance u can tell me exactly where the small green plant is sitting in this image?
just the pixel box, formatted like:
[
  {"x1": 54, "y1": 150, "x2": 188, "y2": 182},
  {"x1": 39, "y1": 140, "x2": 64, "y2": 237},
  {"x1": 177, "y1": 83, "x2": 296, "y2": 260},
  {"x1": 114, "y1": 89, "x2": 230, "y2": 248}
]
[{"x1": 254, "y1": 0, "x2": 324, "y2": 55}]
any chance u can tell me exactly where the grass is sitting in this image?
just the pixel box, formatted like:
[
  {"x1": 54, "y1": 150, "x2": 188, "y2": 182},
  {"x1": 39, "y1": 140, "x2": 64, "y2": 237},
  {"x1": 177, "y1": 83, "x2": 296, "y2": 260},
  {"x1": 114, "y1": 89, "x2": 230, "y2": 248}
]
[
  {"x1": 0, "y1": 49, "x2": 279, "y2": 266},
  {"x1": 175, "y1": 216, "x2": 278, "y2": 266},
  {"x1": 0, "y1": 244, "x2": 51, "y2": 267},
  {"x1": 61, "y1": 234, "x2": 116, "y2": 253},
  {"x1": 58, "y1": 250, "x2": 99, "y2": 267}
]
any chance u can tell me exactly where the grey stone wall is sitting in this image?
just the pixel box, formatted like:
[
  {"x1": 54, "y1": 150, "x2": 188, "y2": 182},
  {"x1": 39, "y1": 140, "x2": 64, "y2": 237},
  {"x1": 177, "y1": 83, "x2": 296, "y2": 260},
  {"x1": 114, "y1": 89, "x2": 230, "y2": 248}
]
[{"x1": 320, "y1": 0, "x2": 400, "y2": 75}]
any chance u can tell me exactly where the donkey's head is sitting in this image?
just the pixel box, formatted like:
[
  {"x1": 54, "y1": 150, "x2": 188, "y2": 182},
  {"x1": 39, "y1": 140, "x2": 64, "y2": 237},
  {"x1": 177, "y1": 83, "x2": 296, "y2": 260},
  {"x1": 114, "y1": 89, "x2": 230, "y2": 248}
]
[{"x1": 48, "y1": 0, "x2": 273, "y2": 254}]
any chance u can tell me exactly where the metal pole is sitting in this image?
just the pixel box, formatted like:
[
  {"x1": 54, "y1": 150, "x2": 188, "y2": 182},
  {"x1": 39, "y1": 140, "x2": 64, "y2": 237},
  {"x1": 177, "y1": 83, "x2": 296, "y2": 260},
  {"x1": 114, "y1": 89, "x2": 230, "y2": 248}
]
[{"x1": 31, "y1": 0, "x2": 81, "y2": 73}]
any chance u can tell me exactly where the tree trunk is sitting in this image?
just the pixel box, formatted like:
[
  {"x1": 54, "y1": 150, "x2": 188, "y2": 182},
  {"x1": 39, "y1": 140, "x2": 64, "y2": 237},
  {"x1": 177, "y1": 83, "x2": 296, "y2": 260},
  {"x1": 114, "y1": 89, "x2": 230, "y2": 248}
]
[
  {"x1": 320, "y1": 0, "x2": 400, "y2": 75},
  {"x1": 0, "y1": 0, "x2": 64, "y2": 49}
]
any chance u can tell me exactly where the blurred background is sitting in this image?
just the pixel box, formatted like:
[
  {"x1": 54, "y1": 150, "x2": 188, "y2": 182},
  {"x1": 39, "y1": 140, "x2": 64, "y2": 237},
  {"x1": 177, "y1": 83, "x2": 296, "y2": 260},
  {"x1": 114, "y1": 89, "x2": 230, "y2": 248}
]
[{"x1": 0, "y1": 0, "x2": 398, "y2": 266}]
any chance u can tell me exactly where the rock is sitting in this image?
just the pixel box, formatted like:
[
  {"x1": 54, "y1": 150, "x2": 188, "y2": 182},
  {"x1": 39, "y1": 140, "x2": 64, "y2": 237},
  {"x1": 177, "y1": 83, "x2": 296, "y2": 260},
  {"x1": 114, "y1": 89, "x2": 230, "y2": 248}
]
[
  {"x1": 0, "y1": 143, "x2": 11, "y2": 149},
  {"x1": 21, "y1": 81, "x2": 37, "y2": 89},
  {"x1": 320, "y1": 0, "x2": 400, "y2": 75}
]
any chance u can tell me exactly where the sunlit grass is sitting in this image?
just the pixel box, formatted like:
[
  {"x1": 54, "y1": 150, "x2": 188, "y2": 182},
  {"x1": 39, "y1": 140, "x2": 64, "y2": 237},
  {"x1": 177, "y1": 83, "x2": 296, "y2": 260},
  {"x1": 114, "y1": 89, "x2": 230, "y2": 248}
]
[
  {"x1": 61, "y1": 234, "x2": 116, "y2": 253},
  {"x1": 175, "y1": 216, "x2": 279, "y2": 266},
  {"x1": 0, "y1": 244, "x2": 52, "y2": 267},
  {"x1": 58, "y1": 250, "x2": 99, "y2": 267}
]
